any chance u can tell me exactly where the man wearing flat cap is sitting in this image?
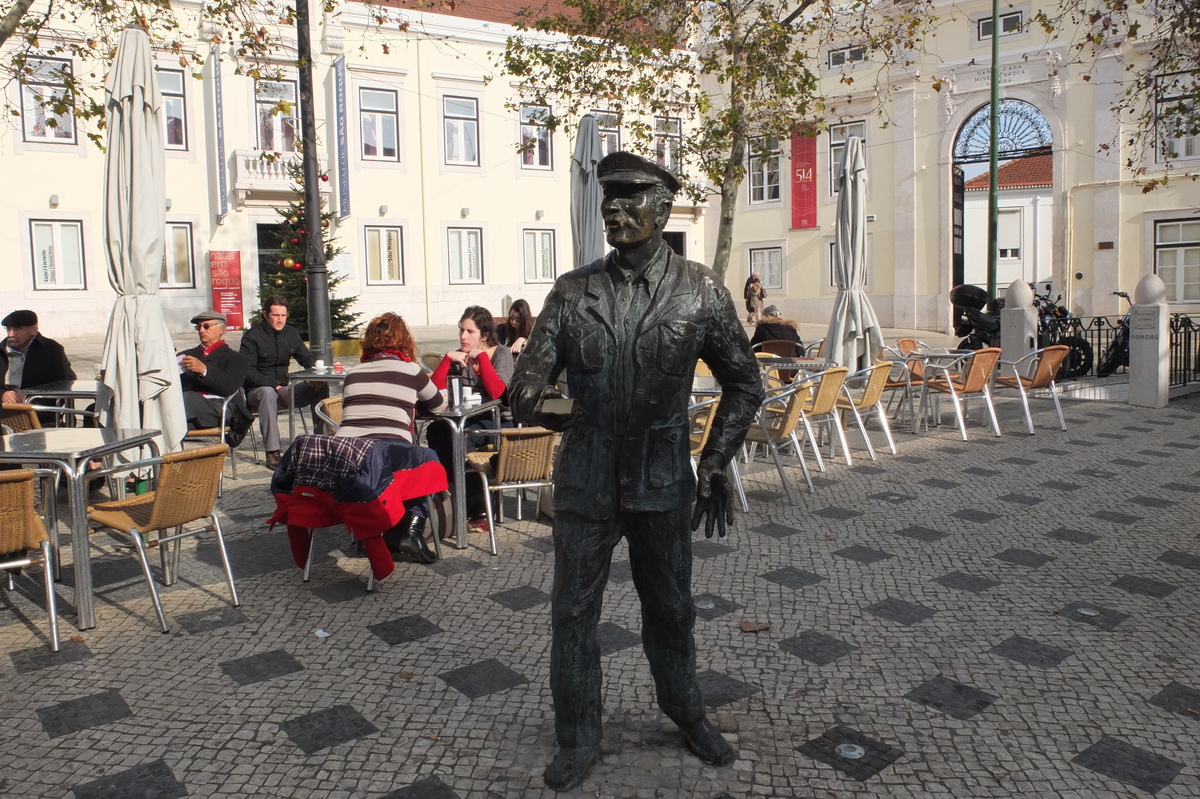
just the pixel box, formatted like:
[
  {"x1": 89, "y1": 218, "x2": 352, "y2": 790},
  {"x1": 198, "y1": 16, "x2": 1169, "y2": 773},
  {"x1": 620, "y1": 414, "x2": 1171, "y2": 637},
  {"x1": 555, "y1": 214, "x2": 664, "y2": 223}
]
[
  {"x1": 1, "y1": 309, "x2": 75, "y2": 404},
  {"x1": 509, "y1": 152, "x2": 763, "y2": 790},
  {"x1": 178, "y1": 310, "x2": 251, "y2": 444}
]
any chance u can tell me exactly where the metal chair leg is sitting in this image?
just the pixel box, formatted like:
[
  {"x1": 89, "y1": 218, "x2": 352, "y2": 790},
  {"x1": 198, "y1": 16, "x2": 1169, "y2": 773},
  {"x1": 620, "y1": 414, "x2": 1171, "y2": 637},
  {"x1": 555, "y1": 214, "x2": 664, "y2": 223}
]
[
  {"x1": 302, "y1": 530, "x2": 316, "y2": 582},
  {"x1": 39, "y1": 540, "x2": 59, "y2": 652},
  {"x1": 210, "y1": 514, "x2": 240, "y2": 607},
  {"x1": 128, "y1": 530, "x2": 169, "y2": 633}
]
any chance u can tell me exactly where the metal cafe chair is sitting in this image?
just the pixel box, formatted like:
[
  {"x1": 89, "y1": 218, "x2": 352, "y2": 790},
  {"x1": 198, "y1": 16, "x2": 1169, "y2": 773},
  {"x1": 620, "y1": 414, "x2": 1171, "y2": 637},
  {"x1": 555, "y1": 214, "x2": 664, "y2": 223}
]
[
  {"x1": 995, "y1": 345, "x2": 1069, "y2": 435},
  {"x1": 315, "y1": 397, "x2": 344, "y2": 433},
  {"x1": 466, "y1": 427, "x2": 558, "y2": 555},
  {"x1": 182, "y1": 389, "x2": 260, "y2": 481},
  {"x1": 798, "y1": 366, "x2": 852, "y2": 468},
  {"x1": 835, "y1": 361, "x2": 898, "y2": 461},
  {"x1": 0, "y1": 468, "x2": 61, "y2": 652},
  {"x1": 743, "y1": 380, "x2": 817, "y2": 502},
  {"x1": 918, "y1": 347, "x2": 1003, "y2": 440},
  {"x1": 86, "y1": 443, "x2": 239, "y2": 633}
]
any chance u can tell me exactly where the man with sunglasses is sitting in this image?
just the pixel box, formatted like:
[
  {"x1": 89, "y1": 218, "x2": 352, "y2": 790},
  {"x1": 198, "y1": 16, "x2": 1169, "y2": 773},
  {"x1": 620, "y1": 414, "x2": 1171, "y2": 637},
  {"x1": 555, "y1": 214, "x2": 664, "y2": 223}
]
[{"x1": 178, "y1": 310, "x2": 251, "y2": 445}]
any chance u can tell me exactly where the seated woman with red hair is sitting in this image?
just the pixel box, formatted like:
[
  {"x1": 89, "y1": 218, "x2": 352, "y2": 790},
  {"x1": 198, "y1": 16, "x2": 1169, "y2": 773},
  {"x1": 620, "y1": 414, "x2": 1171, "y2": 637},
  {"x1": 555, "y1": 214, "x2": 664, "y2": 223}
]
[{"x1": 336, "y1": 312, "x2": 446, "y2": 562}]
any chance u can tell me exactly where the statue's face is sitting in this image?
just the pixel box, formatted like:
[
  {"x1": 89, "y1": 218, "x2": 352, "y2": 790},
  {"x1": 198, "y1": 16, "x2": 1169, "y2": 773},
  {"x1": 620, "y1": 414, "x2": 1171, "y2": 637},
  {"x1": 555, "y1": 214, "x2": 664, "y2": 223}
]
[{"x1": 601, "y1": 182, "x2": 661, "y2": 250}]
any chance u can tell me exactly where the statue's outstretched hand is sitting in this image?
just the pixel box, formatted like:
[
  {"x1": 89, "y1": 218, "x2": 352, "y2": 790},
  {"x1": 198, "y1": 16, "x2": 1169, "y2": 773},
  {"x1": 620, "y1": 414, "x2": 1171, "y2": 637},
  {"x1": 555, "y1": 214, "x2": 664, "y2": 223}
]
[
  {"x1": 531, "y1": 386, "x2": 576, "y2": 432},
  {"x1": 691, "y1": 454, "x2": 733, "y2": 538}
]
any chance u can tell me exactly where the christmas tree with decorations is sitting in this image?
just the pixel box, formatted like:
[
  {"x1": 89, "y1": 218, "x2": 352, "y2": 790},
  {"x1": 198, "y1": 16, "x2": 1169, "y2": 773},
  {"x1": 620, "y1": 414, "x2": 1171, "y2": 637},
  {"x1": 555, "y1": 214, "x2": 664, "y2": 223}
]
[{"x1": 255, "y1": 161, "x2": 361, "y2": 340}]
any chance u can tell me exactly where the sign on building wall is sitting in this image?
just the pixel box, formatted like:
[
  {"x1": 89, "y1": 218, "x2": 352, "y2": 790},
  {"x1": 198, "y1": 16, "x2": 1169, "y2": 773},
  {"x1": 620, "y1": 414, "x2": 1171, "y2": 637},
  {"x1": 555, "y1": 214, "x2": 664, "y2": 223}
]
[
  {"x1": 210, "y1": 251, "x2": 244, "y2": 330},
  {"x1": 334, "y1": 56, "x2": 351, "y2": 219},
  {"x1": 790, "y1": 132, "x2": 817, "y2": 229}
]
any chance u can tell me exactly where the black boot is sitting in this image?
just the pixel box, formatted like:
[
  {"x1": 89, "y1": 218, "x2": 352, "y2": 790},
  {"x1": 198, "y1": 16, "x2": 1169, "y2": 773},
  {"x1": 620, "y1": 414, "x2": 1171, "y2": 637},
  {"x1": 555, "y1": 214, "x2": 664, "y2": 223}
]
[{"x1": 383, "y1": 514, "x2": 437, "y2": 564}]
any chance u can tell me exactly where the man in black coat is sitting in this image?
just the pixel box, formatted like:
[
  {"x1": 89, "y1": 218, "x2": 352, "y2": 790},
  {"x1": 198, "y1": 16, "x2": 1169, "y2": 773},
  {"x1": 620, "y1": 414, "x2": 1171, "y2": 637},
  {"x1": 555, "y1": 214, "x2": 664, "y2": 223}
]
[
  {"x1": 240, "y1": 296, "x2": 324, "y2": 470},
  {"x1": 1, "y1": 309, "x2": 75, "y2": 403},
  {"x1": 178, "y1": 310, "x2": 251, "y2": 443},
  {"x1": 750, "y1": 305, "x2": 804, "y2": 353},
  {"x1": 509, "y1": 152, "x2": 763, "y2": 791}
]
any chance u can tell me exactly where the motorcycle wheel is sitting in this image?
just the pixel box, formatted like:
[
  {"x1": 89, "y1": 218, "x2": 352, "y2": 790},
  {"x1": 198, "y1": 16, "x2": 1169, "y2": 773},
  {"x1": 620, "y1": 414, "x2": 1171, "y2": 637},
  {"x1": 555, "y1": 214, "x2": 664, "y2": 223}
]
[
  {"x1": 1057, "y1": 336, "x2": 1093, "y2": 379},
  {"x1": 1096, "y1": 339, "x2": 1126, "y2": 377},
  {"x1": 958, "y1": 335, "x2": 985, "y2": 350}
]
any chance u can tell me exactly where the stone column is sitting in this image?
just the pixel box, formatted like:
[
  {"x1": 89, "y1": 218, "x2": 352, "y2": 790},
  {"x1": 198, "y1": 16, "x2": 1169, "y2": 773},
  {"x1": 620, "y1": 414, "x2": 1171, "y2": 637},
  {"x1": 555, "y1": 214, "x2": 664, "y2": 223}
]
[
  {"x1": 1001, "y1": 280, "x2": 1038, "y2": 364},
  {"x1": 1128, "y1": 274, "x2": 1170, "y2": 409}
]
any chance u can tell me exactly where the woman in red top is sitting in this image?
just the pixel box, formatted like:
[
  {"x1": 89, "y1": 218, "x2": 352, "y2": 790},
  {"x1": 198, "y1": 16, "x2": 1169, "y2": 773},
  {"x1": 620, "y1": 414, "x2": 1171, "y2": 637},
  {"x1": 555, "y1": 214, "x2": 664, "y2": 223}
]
[{"x1": 427, "y1": 306, "x2": 515, "y2": 533}]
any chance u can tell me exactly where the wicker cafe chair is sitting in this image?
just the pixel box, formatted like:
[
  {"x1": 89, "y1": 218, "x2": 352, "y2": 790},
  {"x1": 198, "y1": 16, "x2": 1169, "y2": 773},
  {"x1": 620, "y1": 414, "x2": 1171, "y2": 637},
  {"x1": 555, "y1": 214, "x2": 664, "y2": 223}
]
[
  {"x1": 419, "y1": 352, "x2": 444, "y2": 374},
  {"x1": 798, "y1": 366, "x2": 852, "y2": 468},
  {"x1": 688, "y1": 399, "x2": 748, "y2": 512},
  {"x1": 86, "y1": 443, "x2": 239, "y2": 633},
  {"x1": 0, "y1": 468, "x2": 60, "y2": 652},
  {"x1": 995, "y1": 345, "x2": 1069, "y2": 435},
  {"x1": 835, "y1": 361, "x2": 898, "y2": 461},
  {"x1": 1, "y1": 402, "x2": 99, "y2": 432},
  {"x1": 315, "y1": 397, "x2": 344, "y2": 433},
  {"x1": 183, "y1": 389, "x2": 259, "y2": 480},
  {"x1": 466, "y1": 427, "x2": 557, "y2": 555},
  {"x1": 919, "y1": 347, "x2": 1003, "y2": 440},
  {"x1": 743, "y1": 381, "x2": 816, "y2": 502}
]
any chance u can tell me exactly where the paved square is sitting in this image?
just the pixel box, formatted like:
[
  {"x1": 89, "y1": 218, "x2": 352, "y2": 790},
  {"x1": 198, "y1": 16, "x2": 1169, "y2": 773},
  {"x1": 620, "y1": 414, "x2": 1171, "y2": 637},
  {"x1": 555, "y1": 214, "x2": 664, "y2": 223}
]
[
  {"x1": 1072, "y1": 736, "x2": 1183, "y2": 794},
  {"x1": 797, "y1": 726, "x2": 904, "y2": 782},
  {"x1": 37, "y1": 689, "x2": 131, "y2": 738},
  {"x1": 71, "y1": 760, "x2": 186, "y2": 799},
  {"x1": 438, "y1": 658, "x2": 529, "y2": 700},
  {"x1": 280, "y1": 704, "x2": 379, "y2": 754},
  {"x1": 368, "y1": 615, "x2": 444, "y2": 645},
  {"x1": 760, "y1": 566, "x2": 825, "y2": 589},
  {"x1": 779, "y1": 631, "x2": 859, "y2": 665},
  {"x1": 865, "y1": 598, "x2": 936, "y2": 626},
  {"x1": 904, "y1": 675, "x2": 998, "y2": 720},
  {"x1": 220, "y1": 648, "x2": 305, "y2": 685},
  {"x1": 990, "y1": 635, "x2": 1073, "y2": 669}
]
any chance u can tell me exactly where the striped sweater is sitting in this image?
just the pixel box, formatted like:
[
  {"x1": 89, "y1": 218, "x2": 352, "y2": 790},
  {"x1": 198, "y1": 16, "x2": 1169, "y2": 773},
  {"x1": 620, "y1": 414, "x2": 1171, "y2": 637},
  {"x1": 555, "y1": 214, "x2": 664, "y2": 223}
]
[{"x1": 335, "y1": 357, "x2": 445, "y2": 442}]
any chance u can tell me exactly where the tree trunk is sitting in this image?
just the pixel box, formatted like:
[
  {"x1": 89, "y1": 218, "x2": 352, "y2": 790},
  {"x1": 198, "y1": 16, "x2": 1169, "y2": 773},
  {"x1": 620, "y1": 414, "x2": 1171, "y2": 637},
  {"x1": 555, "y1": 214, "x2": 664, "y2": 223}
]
[
  {"x1": 0, "y1": 0, "x2": 36, "y2": 49},
  {"x1": 710, "y1": 136, "x2": 746, "y2": 281}
]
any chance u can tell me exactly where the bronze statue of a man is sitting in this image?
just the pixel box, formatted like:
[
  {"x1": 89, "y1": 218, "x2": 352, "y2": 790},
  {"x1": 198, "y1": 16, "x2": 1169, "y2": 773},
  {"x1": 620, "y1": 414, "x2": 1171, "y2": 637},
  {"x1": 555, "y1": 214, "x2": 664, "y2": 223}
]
[{"x1": 509, "y1": 152, "x2": 764, "y2": 791}]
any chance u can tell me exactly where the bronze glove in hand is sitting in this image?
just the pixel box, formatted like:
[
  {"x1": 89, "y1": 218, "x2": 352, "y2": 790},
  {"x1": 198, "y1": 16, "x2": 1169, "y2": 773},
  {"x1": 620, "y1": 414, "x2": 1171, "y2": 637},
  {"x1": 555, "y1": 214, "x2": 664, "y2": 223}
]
[{"x1": 691, "y1": 454, "x2": 734, "y2": 538}]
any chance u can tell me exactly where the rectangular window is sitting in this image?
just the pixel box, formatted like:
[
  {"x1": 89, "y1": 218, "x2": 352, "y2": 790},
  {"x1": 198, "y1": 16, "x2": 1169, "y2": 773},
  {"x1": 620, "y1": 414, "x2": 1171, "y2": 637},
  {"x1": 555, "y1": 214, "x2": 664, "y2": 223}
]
[
  {"x1": 29, "y1": 219, "x2": 85, "y2": 290},
  {"x1": 1157, "y1": 72, "x2": 1199, "y2": 162},
  {"x1": 520, "y1": 104, "x2": 552, "y2": 170},
  {"x1": 997, "y1": 209, "x2": 1021, "y2": 259},
  {"x1": 748, "y1": 137, "x2": 781, "y2": 204},
  {"x1": 1156, "y1": 219, "x2": 1200, "y2": 302},
  {"x1": 828, "y1": 240, "x2": 870, "y2": 288},
  {"x1": 523, "y1": 229, "x2": 556, "y2": 283},
  {"x1": 255, "y1": 79, "x2": 298, "y2": 153},
  {"x1": 158, "y1": 68, "x2": 187, "y2": 150},
  {"x1": 20, "y1": 58, "x2": 76, "y2": 143},
  {"x1": 444, "y1": 96, "x2": 479, "y2": 166},
  {"x1": 161, "y1": 222, "x2": 195, "y2": 288},
  {"x1": 447, "y1": 227, "x2": 483, "y2": 284},
  {"x1": 750, "y1": 247, "x2": 783, "y2": 291},
  {"x1": 365, "y1": 226, "x2": 404, "y2": 284},
  {"x1": 360, "y1": 88, "x2": 399, "y2": 161},
  {"x1": 978, "y1": 11, "x2": 1023, "y2": 39},
  {"x1": 654, "y1": 116, "x2": 682, "y2": 174},
  {"x1": 594, "y1": 110, "x2": 620, "y2": 157},
  {"x1": 829, "y1": 121, "x2": 866, "y2": 194},
  {"x1": 828, "y1": 45, "x2": 866, "y2": 69}
]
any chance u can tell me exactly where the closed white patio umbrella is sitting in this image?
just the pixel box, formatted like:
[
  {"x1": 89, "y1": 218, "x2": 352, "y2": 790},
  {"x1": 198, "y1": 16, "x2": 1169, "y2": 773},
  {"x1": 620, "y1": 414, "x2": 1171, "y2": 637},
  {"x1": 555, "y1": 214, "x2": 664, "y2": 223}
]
[
  {"x1": 570, "y1": 114, "x2": 606, "y2": 269},
  {"x1": 825, "y1": 136, "x2": 884, "y2": 370},
  {"x1": 99, "y1": 25, "x2": 187, "y2": 454}
]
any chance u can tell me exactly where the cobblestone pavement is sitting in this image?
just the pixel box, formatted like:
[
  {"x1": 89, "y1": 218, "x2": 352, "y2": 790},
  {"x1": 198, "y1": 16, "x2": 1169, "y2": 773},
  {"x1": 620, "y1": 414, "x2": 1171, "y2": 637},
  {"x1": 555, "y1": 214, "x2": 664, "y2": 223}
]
[{"x1": 3, "y1": 389, "x2": 1199, "y2": 798}]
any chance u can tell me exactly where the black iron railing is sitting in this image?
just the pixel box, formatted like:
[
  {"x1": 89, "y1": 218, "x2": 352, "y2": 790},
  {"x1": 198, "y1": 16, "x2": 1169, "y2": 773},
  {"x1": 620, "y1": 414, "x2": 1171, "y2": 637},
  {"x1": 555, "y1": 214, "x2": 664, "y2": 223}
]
[
  {"x1": 1169, "y1": 314, "x2": 1200, "y2": 386},
  {"x1": 1042, "y1": 315, "x2": 1121, "y2": 379}
]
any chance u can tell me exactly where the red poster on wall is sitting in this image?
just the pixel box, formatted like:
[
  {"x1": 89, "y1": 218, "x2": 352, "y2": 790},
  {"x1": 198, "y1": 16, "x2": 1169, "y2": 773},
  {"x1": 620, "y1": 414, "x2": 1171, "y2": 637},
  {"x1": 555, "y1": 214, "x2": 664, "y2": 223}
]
[
  {"x1": 790, "y1": 132, "x2": 818, "y2": 230},
  {"x1": 209, "y1": 250, "x2": 244, "y2": 331}
]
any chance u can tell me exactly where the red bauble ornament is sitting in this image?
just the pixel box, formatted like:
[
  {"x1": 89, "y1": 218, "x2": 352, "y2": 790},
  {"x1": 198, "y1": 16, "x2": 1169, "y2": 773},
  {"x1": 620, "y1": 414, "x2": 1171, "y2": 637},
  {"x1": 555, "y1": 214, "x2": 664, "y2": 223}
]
[
  {"x1": 290, "y1": 261, "x2": 304, "y2": 271},
  {"x1": 320, "y1": 174, "x2": 329, "y2": 182},
  {"x1": 291, "y1": 237, "x2": 300, "y2": 244}
]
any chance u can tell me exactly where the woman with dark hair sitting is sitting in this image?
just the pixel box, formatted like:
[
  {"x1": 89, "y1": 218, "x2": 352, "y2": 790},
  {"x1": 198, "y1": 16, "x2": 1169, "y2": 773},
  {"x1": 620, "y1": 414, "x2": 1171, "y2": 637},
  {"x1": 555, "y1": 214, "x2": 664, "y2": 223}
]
[
  {"x1": 497, "y1": 298, "x2": 535, "y2": 355},
  {"x1": 336, "y1": 312, "x2": 446, "y2": 563},
  {"x1": 427, "y1": 305, "x2": 515, "y2": 534}
]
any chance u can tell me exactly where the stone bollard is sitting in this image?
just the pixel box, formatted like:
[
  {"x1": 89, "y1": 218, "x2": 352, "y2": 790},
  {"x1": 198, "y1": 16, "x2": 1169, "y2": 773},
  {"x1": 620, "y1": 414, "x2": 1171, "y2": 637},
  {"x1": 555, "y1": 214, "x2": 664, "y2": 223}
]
[
  {"x1": 1001, "y1": 279, "x2": 1037, "y2": 364},
  {"x1": 1128, "y1": 273, "x2": 1169, "y2": 409}
]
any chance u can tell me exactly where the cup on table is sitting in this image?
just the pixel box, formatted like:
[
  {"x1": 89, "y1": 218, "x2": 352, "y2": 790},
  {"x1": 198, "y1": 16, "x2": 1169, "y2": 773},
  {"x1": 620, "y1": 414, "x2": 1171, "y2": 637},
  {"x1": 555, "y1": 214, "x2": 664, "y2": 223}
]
[
  {"x1": 313, "y1": 359, "x2": 327, "y2": 373},
  {"x1": 93, "y1": 363, "x2": 103, "y2": 380}
]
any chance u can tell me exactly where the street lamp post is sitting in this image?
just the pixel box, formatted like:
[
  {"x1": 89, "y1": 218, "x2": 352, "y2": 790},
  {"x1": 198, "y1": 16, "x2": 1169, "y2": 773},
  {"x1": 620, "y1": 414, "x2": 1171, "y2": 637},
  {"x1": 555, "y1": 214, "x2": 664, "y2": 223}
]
[{"x1": 986, "y1": 0, "x2": 1001, "y2": 306}]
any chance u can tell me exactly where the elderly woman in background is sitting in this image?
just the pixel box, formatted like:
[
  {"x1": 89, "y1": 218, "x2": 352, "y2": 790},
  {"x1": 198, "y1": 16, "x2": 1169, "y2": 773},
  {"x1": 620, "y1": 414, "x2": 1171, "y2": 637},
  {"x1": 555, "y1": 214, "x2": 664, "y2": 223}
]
[
  {"x1": 337, "y1": 312, "x2": 445, "y2": 563},
  {"x1": 428, "y1": 305, "x2": 514, "y2": 535},
  {"x1": 496, "y1": 298, "x2": 535, "y2": 355},
  {"x1": 750, "y1": 305, "x2": 804, "y2": 353}
]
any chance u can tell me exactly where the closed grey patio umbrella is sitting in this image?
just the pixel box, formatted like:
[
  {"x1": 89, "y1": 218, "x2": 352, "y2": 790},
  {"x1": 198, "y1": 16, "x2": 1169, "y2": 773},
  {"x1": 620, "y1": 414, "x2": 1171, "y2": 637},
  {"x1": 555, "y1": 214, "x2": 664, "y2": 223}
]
[
  {"x1": 570, "y1": 114, "x2": 605, "y2": 269},
  {"x1": 824, "y1": 136, "x2": 884, "y2": 370},
  {"x1": 99, "y1": 25, "x2": 187, "y2": 454}
]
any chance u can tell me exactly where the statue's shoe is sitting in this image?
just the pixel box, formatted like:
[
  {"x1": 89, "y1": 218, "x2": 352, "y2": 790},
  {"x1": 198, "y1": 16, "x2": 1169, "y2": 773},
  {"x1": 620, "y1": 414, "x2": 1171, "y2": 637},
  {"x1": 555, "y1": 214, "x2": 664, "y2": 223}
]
[
  {"x1": 544, "y1": 745, "x2": 598, "y2": 792},
  {"x1": 680, "y1": 718, "x2": 736, "y2": 766}
]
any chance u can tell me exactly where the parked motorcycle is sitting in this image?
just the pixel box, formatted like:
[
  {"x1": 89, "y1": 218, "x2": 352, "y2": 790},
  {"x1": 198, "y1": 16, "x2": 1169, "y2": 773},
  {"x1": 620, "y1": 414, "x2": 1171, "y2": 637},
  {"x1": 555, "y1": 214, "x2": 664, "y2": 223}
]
[
  {"x1": 1096, "y1": 291, "x2": 1132, "y2": 377},
  {"x1": 951, "y1": 283, "x2": 1093, "y2": 379}
]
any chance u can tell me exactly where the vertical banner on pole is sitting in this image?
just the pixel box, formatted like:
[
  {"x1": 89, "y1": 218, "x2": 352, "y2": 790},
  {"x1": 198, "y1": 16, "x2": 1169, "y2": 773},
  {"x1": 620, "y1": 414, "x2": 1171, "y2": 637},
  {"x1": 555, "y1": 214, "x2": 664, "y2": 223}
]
[
  {"x1": 209, "y1": 251, "x2": 244, "y2": 330},
  {"x1": 790, "y1": 132, "x2": 817, "y2": 230},
  {"x1": 212, "y1": 44, "x2": 228, "y2": 222},
  {"x1": 334, "y1": 55, "x2": 350, "y2": 219}
]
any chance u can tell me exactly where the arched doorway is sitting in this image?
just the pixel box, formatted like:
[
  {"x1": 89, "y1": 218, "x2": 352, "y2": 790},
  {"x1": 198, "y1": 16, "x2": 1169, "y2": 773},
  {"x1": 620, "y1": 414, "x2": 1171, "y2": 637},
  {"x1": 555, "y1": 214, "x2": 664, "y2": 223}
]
[{"x1": 951, "y1": 99, "x2": 1054, "y2": 290}]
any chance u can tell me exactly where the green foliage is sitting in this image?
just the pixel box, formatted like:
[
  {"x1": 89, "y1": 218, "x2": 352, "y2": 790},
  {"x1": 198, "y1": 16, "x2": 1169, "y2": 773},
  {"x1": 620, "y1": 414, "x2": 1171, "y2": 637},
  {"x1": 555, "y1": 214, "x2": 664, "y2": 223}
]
[
  {"x1": 498, "y1": 0, "x2": 938, "y2": 277},
  {"x1": 252, "y1": 161, "x2": 361, "y2": 340},
  {"x1": 1034, "y1": 1, "x2": 1199, "y2": 179}
]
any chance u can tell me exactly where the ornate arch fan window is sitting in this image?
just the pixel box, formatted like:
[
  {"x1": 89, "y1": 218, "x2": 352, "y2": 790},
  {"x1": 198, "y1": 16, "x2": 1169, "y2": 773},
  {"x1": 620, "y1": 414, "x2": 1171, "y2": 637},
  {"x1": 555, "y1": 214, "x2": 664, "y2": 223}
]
[{"x1": 954, "y1": 99, "x2": 1053, "y2": 164}]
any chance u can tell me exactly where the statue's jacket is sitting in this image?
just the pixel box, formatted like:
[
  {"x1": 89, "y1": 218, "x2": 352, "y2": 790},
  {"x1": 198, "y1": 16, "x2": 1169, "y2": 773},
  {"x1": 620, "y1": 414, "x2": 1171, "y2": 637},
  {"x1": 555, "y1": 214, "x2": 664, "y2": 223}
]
[{"x1": 510, "y1": 249, "x2": 763, "y2": 520}]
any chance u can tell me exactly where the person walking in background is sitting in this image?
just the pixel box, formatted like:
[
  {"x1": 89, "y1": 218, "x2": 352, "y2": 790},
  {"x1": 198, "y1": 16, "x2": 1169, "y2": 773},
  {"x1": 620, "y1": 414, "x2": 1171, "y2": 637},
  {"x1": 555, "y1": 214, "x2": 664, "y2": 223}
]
[
  {"x1": 743, "y1": 272, "x2": 766, "y2": 324},
  {"x1": 496, "y1": 298, "x2": 535, "y2": 356},
  {"x1": 240, "y1": 296, "x2": 326, "y2": 471}
]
